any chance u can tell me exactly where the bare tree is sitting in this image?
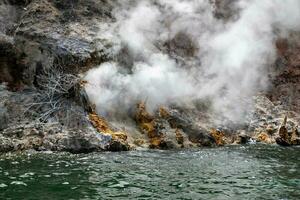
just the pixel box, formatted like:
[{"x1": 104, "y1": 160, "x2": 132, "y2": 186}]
[{"x1": 25, "y1": 65, "x2": 80, "y2": 123}]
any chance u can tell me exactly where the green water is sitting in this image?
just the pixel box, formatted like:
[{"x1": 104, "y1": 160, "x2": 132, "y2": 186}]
[{"x1": 0, "y1": 145, "x2": 299, "y2": 200}]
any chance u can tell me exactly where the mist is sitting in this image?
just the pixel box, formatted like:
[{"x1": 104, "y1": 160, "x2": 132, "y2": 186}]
[{"x1": 84, "y1": 0, "x2": 300, "y2": 122}]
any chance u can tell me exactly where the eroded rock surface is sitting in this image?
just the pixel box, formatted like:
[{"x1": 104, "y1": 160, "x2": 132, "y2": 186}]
[
  {"x1": 0, "y1": 0, "x2": 120, "y2": 153},
  {"x1": 0, "y1": 0, "x2": 115, "y2": 87}
]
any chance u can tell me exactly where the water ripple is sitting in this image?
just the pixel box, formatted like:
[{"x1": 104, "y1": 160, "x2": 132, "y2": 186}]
[{"x1": 0, "y1": 145, "x2": 299, "y2": 199}]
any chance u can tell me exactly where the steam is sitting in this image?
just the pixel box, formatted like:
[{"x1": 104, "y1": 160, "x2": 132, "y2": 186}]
[{"x1": 85, "y1": 0, "x2": 300, "y2": 122}]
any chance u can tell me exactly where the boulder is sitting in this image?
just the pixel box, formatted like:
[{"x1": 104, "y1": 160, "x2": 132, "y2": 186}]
[
  {"x1": 55, "y1": 131, "x2": 103, "y2": 153},
  {"x1": 235, "y1": 131, "x2": 251, "y2": 144},
  {"x1": 275, "y1": 116, "x2": 300, "y2": 146}
]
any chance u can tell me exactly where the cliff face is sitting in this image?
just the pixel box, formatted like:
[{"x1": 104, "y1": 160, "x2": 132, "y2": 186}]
[
  {"x1": 269, "y1": 35, "x2": 300, "y2": 113},
  {"x1": 0, "y1": 0, "x2": 299, "y2": 153},
  {"x1": 0, "y1": 0, "x2": 115, "y2": 87},
  {"x1": 0, "y1": 0, "x2": 129, "y2": 153}
]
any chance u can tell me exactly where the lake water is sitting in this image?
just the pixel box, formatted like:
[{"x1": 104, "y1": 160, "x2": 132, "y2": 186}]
[{"x1": 0, "y1": 144, "x2": 299, "y2": 200}]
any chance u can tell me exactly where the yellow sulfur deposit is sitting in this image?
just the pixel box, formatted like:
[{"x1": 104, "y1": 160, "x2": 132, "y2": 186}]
[
  {"x1": 257, "y1": 132, "x2": 272, "y2": 144},
  {"x1": 210, "y1": 129, "x2": 225, "y2": 146},
  {"x1": 89, "y1": 112, "x2": 128, "y2": 141},
  {"x1": 135, "y1": 102, "x2": 165, "y2": 148}
]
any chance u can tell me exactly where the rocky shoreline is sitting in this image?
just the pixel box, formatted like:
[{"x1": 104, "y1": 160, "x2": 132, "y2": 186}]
[
  {"x1": 1, "y1": 86, "x2": 299, "y2": 154},
  {"x1": 1, "y1": 0, "x2": 300, "y2": 154}
]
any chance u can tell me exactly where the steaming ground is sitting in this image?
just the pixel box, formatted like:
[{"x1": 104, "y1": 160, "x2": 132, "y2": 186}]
[{"x1": 84, "y1": 0, "x2": 300, "y2": 123}]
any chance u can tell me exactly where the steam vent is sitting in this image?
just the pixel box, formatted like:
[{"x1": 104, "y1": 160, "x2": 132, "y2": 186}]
[{"x1": 0, "y1": 1, "x2": 300, "y2": 199}]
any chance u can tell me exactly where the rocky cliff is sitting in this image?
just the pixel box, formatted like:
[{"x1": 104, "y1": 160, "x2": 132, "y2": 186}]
[{"x1": 0, "y1": 0, "x2": 299, "y2": 153}]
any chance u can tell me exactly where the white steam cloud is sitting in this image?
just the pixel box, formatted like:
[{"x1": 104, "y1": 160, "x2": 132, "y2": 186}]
[{"x1": 85, "y1": 0, "x2": 300, "y2": 122}]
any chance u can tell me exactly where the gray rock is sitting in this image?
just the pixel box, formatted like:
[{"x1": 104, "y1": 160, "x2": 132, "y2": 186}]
[
  {"x1": 0, "y1": 103, "x2": 8, "y2": 131},
  {"x1": 167, "y1": 109, "x2": 215, "y2": 146},
  {"x1": 55, "y1": 131, "x2": 104, "y2": 154},
  {"x1": 0, "y1": 136, "x2": 14, "y2": 153},
  {"x1": 0, "y1": 124, "x2": 113, "y2": 154}
]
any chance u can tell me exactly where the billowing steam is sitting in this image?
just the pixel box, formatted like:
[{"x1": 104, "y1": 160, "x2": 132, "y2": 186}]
[{"x1": 85, "y1": 0, "x2": 300, "y2": 122}]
